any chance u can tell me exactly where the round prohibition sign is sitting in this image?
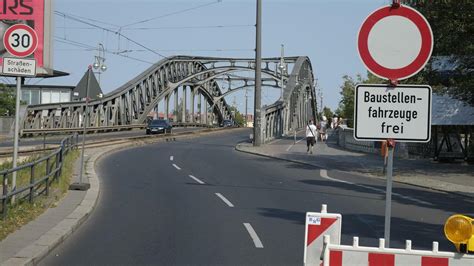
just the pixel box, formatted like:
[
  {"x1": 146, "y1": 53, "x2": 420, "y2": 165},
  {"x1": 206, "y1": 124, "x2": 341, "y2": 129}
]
[
  {"x1": 357, "y1": 5, "x2": 433, "y2": 81},
  {"x1": 3, "y1": 24, "x2": 38, "y2": 58}
]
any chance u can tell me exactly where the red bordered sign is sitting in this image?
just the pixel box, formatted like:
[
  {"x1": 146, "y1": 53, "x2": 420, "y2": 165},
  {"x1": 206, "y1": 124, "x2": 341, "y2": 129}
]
[
  {"x1": 3, "y1": 24, "x2": 39, "y2": 58},
  {"x1": 357, "y1": 5, "x2": 433, "y2": 81}
]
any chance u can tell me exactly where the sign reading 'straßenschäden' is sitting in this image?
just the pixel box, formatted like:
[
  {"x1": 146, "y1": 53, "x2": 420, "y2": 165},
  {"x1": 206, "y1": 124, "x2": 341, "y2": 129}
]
[{"x1": 354, "y1": 84, "x2": 432, "y2": 142}]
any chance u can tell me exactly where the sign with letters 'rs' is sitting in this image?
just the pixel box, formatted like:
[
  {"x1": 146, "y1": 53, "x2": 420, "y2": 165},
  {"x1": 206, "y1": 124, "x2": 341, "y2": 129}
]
[{"x1": 354, "y1": 84, "x2": 432, "y2": 142}]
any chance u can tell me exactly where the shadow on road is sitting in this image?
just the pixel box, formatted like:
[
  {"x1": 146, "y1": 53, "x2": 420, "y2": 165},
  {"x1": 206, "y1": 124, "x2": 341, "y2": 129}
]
[{"x1": 299, "y1": 179, "x2": 474, "y2": 215}]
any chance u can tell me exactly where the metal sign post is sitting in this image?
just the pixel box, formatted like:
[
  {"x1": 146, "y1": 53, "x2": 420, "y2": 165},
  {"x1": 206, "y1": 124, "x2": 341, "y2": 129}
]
[
  {"x1": 356, "y1": 1, "x2": 434, "y2": 248},
  {"x1": 70, "y1": 68, "x2": 92, "y2": 191},
  {"x1": 384, "y1": 139, "x2": 395, "y2": 247},
  {"x1": 11, "y1": 76, "x2": 21, "y2": 202}
]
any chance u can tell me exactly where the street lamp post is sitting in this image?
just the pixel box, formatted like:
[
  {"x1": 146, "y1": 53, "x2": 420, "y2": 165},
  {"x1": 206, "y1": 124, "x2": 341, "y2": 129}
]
[
  {"x1": 69, "y1": 67, "x2": 92, "y2": 191},
  {"x1": 279, "y1": 44, "x2": 286, "y2": 100},
  {"x1": 93, "y1": 43, "x2": 107, "y2": 86},
  {"x1": 253, "y1": 0, "x2": 262, "y2": 146}
]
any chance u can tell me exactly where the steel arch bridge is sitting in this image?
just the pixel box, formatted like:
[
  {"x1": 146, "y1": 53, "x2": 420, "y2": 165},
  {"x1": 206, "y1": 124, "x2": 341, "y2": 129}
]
[{"x1": 22, "y1": 55, "x2": 316, "y2": 143}]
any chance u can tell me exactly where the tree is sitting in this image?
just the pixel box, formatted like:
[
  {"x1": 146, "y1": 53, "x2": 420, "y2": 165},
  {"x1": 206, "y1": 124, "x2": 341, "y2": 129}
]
[
  {"x1": 337, "y1": 74, "x2": 364, "y2": 127},
  {"x1": 322, "y1": 106, "x2": 334, "y2": 120},
  {"x1": 337, "y1": 72, "x2": 384, "y2": 127},
  {"x1": 403, "y1": 1, "x2": 474, "y2": 104},
  {"x1": 0, "y1": 85, "x2": 15, "y2": 116},
  {"x1": 229, "y1": 106, "x2": 244, "y2": 126}
]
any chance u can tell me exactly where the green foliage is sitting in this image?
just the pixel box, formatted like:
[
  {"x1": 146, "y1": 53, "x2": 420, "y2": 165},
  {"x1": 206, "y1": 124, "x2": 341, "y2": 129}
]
[
  {"x1": 229, "y1": 106, "x2": 244, "y2": 126},
  {"x1": 322, "y1": 107, "x2": 334, "y2": 120},
  {"x1": 0, "y1": 150, "x2": 79, "y2": 240},
  {"x1": 0, "y1": 85, "x2": 15, "y2": 116},
  {"x1": 337, "y1": 74, "x2": 363, "y2": 127},
  {"x1": 403, "y1": 1, "x2": 474, "y2": 104}
]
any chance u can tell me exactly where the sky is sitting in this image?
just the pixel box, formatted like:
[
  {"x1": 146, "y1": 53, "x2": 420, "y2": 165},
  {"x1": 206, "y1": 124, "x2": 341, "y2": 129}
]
[{"x1": 8, "y1": 0, "x2": 394, "y2": 113}]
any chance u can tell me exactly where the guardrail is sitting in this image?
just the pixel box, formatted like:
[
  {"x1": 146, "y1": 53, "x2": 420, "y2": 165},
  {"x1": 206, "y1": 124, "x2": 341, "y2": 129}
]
[
  {"x1": 1, "y1": 134, "x2": 77, "y2": 219},
  {"x1": 21, "y1": 123, "x2": 214, "y2": 136}
]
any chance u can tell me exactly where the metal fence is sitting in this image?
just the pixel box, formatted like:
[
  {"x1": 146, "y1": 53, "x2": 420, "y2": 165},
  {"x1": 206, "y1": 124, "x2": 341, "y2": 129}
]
[{"x1": 1, "y1": 134, "x2": 77, "y2": 219}]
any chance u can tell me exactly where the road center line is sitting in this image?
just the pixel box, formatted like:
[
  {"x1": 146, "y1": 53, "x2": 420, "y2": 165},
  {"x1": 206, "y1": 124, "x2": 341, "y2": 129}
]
[
  {"x1": 319, "y1": 169, "x2": 430, "y2": 205},
  {"x1": 189, "y1": 175, "x2": 205, "y2": 185},
  {"x1": 215, "y1": 193, "x2": 234, "y2": 207},
  {"x1": 172, "y1": 164, "x2": 181, "y2": 170},
  {"x1": 170, "y1": 156, "x2": 174, "y2": 161},
  {"x1": 243, "y1": 223, "x2": 264, "y2": 248}
]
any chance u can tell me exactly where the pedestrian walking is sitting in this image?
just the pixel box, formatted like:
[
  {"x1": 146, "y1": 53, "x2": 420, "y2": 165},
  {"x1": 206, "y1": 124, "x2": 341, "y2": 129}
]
[
  {"x1": 306, "y1": 120, "x2": 317, "y2": 154},
  {"x1": 319, "y1": 116, "x2": 328, "y2": 142}
]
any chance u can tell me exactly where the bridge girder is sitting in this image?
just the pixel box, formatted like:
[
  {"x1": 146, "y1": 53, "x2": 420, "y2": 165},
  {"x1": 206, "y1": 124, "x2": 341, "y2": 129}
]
[{"x1": 21, "y1": 56, "x2": 316, "y2": 142}]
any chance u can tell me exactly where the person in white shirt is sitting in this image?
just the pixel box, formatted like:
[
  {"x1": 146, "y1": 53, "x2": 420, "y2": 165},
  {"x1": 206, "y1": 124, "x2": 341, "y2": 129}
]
[{"x1": 306, "y1": 120, "x2": 317, "y2": 154}]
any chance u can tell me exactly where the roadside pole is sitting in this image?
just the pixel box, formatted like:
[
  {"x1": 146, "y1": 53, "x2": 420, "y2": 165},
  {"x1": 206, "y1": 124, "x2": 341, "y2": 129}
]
[
  {"x1": 355, "y1": 1, "x2": 434, "y2": 249},
  {"x1": 70, "y1": 67, "x2": 91, "y2": 191},
  {"x1": 384, "y1": 140, "x2": 394, "y2": 247},
  {"x1": 253, "y1": 0, "x2": 262, "y2": 146},
  {"x1": 11, "y1": 77, "x2": 21, "y2": 203}
]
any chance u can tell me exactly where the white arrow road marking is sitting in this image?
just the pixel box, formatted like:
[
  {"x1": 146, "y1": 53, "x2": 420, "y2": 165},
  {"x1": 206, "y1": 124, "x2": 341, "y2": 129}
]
[
  {"x1": 189, "y1": 175, "x2": 205, "y2": 185},
  {"x1": 172, "y1": 164, "x2": 181, "y2": 170},
  {"x1": 243, "y1": 223, "x2": 264, "y2": 248},
  {"x1": 319, "y1": 169, "x2": 430, "y2": 205},
  {"x1": 215, "y1": 193, "x2": 234, "y2": 207}
]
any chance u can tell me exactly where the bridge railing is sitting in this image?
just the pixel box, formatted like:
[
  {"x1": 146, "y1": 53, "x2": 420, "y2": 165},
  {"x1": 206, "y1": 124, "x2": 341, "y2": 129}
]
[{"x1": 1, "y1": 134, "x2": 77, "y2": 219}]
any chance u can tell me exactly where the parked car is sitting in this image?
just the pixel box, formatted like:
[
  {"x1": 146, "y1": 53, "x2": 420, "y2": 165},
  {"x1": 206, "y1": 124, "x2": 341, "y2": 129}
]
[{"x1": 146, "y1": 119, "x2": 172, "y2": 134}]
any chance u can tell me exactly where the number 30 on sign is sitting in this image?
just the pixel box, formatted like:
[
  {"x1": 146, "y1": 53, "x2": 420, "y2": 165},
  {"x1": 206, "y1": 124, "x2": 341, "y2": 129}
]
[{"x1": 3, "y1": 24, "x2": 38, "y2": 58}]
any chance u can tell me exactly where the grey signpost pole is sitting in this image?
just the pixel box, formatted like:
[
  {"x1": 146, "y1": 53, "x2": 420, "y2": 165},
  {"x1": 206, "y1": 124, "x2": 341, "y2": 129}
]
[
  {"x1": 70, "y1": 68, "x2": 91, "y2": 191},
  {"x1": 253, "y1": 0, "x2": 262, "y2": 147},
  {"x1": 384, "y1": 141, "x2": 394, "y2": 247},
  {"x1": 79, "y1": 69, "x2": 90, "y2": 184},
  {"x1": 11, "y1": 76, "x2": 22, "y2": 203}
]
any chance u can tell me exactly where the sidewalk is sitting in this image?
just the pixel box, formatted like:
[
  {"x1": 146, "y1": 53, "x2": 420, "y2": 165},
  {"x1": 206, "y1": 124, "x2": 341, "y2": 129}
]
[
  {"x1": 0, "y1": 146, "x2": 103, "y2": 265},
  {"x1": 236, "y1": 130, "x2": 474, "y2": 198}
]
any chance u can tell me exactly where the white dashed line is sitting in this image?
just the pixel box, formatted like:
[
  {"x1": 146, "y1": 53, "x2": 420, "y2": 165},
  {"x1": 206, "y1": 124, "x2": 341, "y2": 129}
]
[
  {"x1": 170, "y1": 156, "x2": 174, "y2": 161},
  {"x1": 243, "y1": 223, "x2": 264, "y2": 248},
  {"x1": 189, "y1": 175, "x2": 205, "y2": 185},
  {"x1": 215, "y1": 193, "x2": 234, "y2": 207},
  {"x1": 172, "y1": 164, "x2": 181, "y2": 170},
  {"x1": 319, "y1": 169, "x2": 430, "y2": 205}
]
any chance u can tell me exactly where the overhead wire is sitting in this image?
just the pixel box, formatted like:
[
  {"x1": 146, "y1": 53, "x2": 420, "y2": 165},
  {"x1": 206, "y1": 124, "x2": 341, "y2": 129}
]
[
  {"x1": 56, "y1": 11, "x2": 121, "y2": 29},
  {"x1": 56, "y1": 24, "x2": 253, "y2": 31},
  {"x1": 120, "y1": 0, "x2": 223, "y2": 28},
  {"x1": 55, "y1": 11, "x2": 168, "y2": 59},
  {"x1": 55, "y1": 37, "x2": 155, "y2": 64}
]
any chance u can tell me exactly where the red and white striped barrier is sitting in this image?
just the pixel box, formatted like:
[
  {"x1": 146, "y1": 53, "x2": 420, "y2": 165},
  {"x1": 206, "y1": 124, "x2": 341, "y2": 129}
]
[
  {"x1": 304, "y1": 204, "x2": 342, "y2": 265},
  {"x1": 322, "y1": 235, "x2": 474, "y2": 266}
]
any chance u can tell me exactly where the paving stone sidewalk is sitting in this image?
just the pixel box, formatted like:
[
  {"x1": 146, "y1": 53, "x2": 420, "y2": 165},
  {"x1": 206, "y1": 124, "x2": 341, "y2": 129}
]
[{"x1": 236, "y1": 130, "x2": 474, "y2": 198}]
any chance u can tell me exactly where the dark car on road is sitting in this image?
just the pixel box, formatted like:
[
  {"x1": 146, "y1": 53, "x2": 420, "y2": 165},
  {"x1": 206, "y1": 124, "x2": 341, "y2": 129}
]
[
  {"x1": 146, "y1": 119, "x2": 172, "y2": 134},
  {"x1": 220, "y1": 119, "x2": 234, "y2": 127}
]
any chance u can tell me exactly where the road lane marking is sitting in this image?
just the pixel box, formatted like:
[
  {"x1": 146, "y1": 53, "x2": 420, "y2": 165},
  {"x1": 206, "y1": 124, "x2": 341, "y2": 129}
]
[
  {"x1": 172, "y1": 164, "x2": 181, "y2": 170},
  {"x1": 243, "y1": 223, "x2": 264, "y2": 248},
  {"x1": 286, "y1": 137, "x2": 306, "y2": 152},
  {"x1": 170, "y1": 156, "x2": 174, "y2": 161},
  {"x1": 215, "y1": 193, "x2": 234, "y2": 207},
  {"x1": 320, "y1": 169, "x2": 351, "y2": 184},
  {"x1": 319, "y1": 169, "x2": 430, "y2": 205},
  {"x1": 189, "y1": 175, "x2": 205, "y2": 185}
]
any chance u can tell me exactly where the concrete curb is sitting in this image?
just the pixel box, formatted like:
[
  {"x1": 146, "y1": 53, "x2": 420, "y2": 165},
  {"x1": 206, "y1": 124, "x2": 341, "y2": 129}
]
[
  {"x1": 1, "y1": 128, "x2": 236, "y2": 266},
  {"x1": 235, "y1": 144, "x2": 474, "y2": 199}
]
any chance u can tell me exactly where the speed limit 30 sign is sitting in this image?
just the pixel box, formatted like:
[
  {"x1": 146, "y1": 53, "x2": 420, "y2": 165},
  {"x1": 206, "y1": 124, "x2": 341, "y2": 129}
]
[{"x1": 3, "y1": 24, "x2": 38, "y2": 58}]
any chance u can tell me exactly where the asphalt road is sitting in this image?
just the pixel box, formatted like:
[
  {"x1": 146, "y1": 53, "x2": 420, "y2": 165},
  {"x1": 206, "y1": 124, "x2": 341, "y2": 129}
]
[
  {"x1": 0, "y1": 127, "x2": 203, "y2": 148},
  {"x1": 40, "y1": 129, "x2": 473, "y2": 265}
]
